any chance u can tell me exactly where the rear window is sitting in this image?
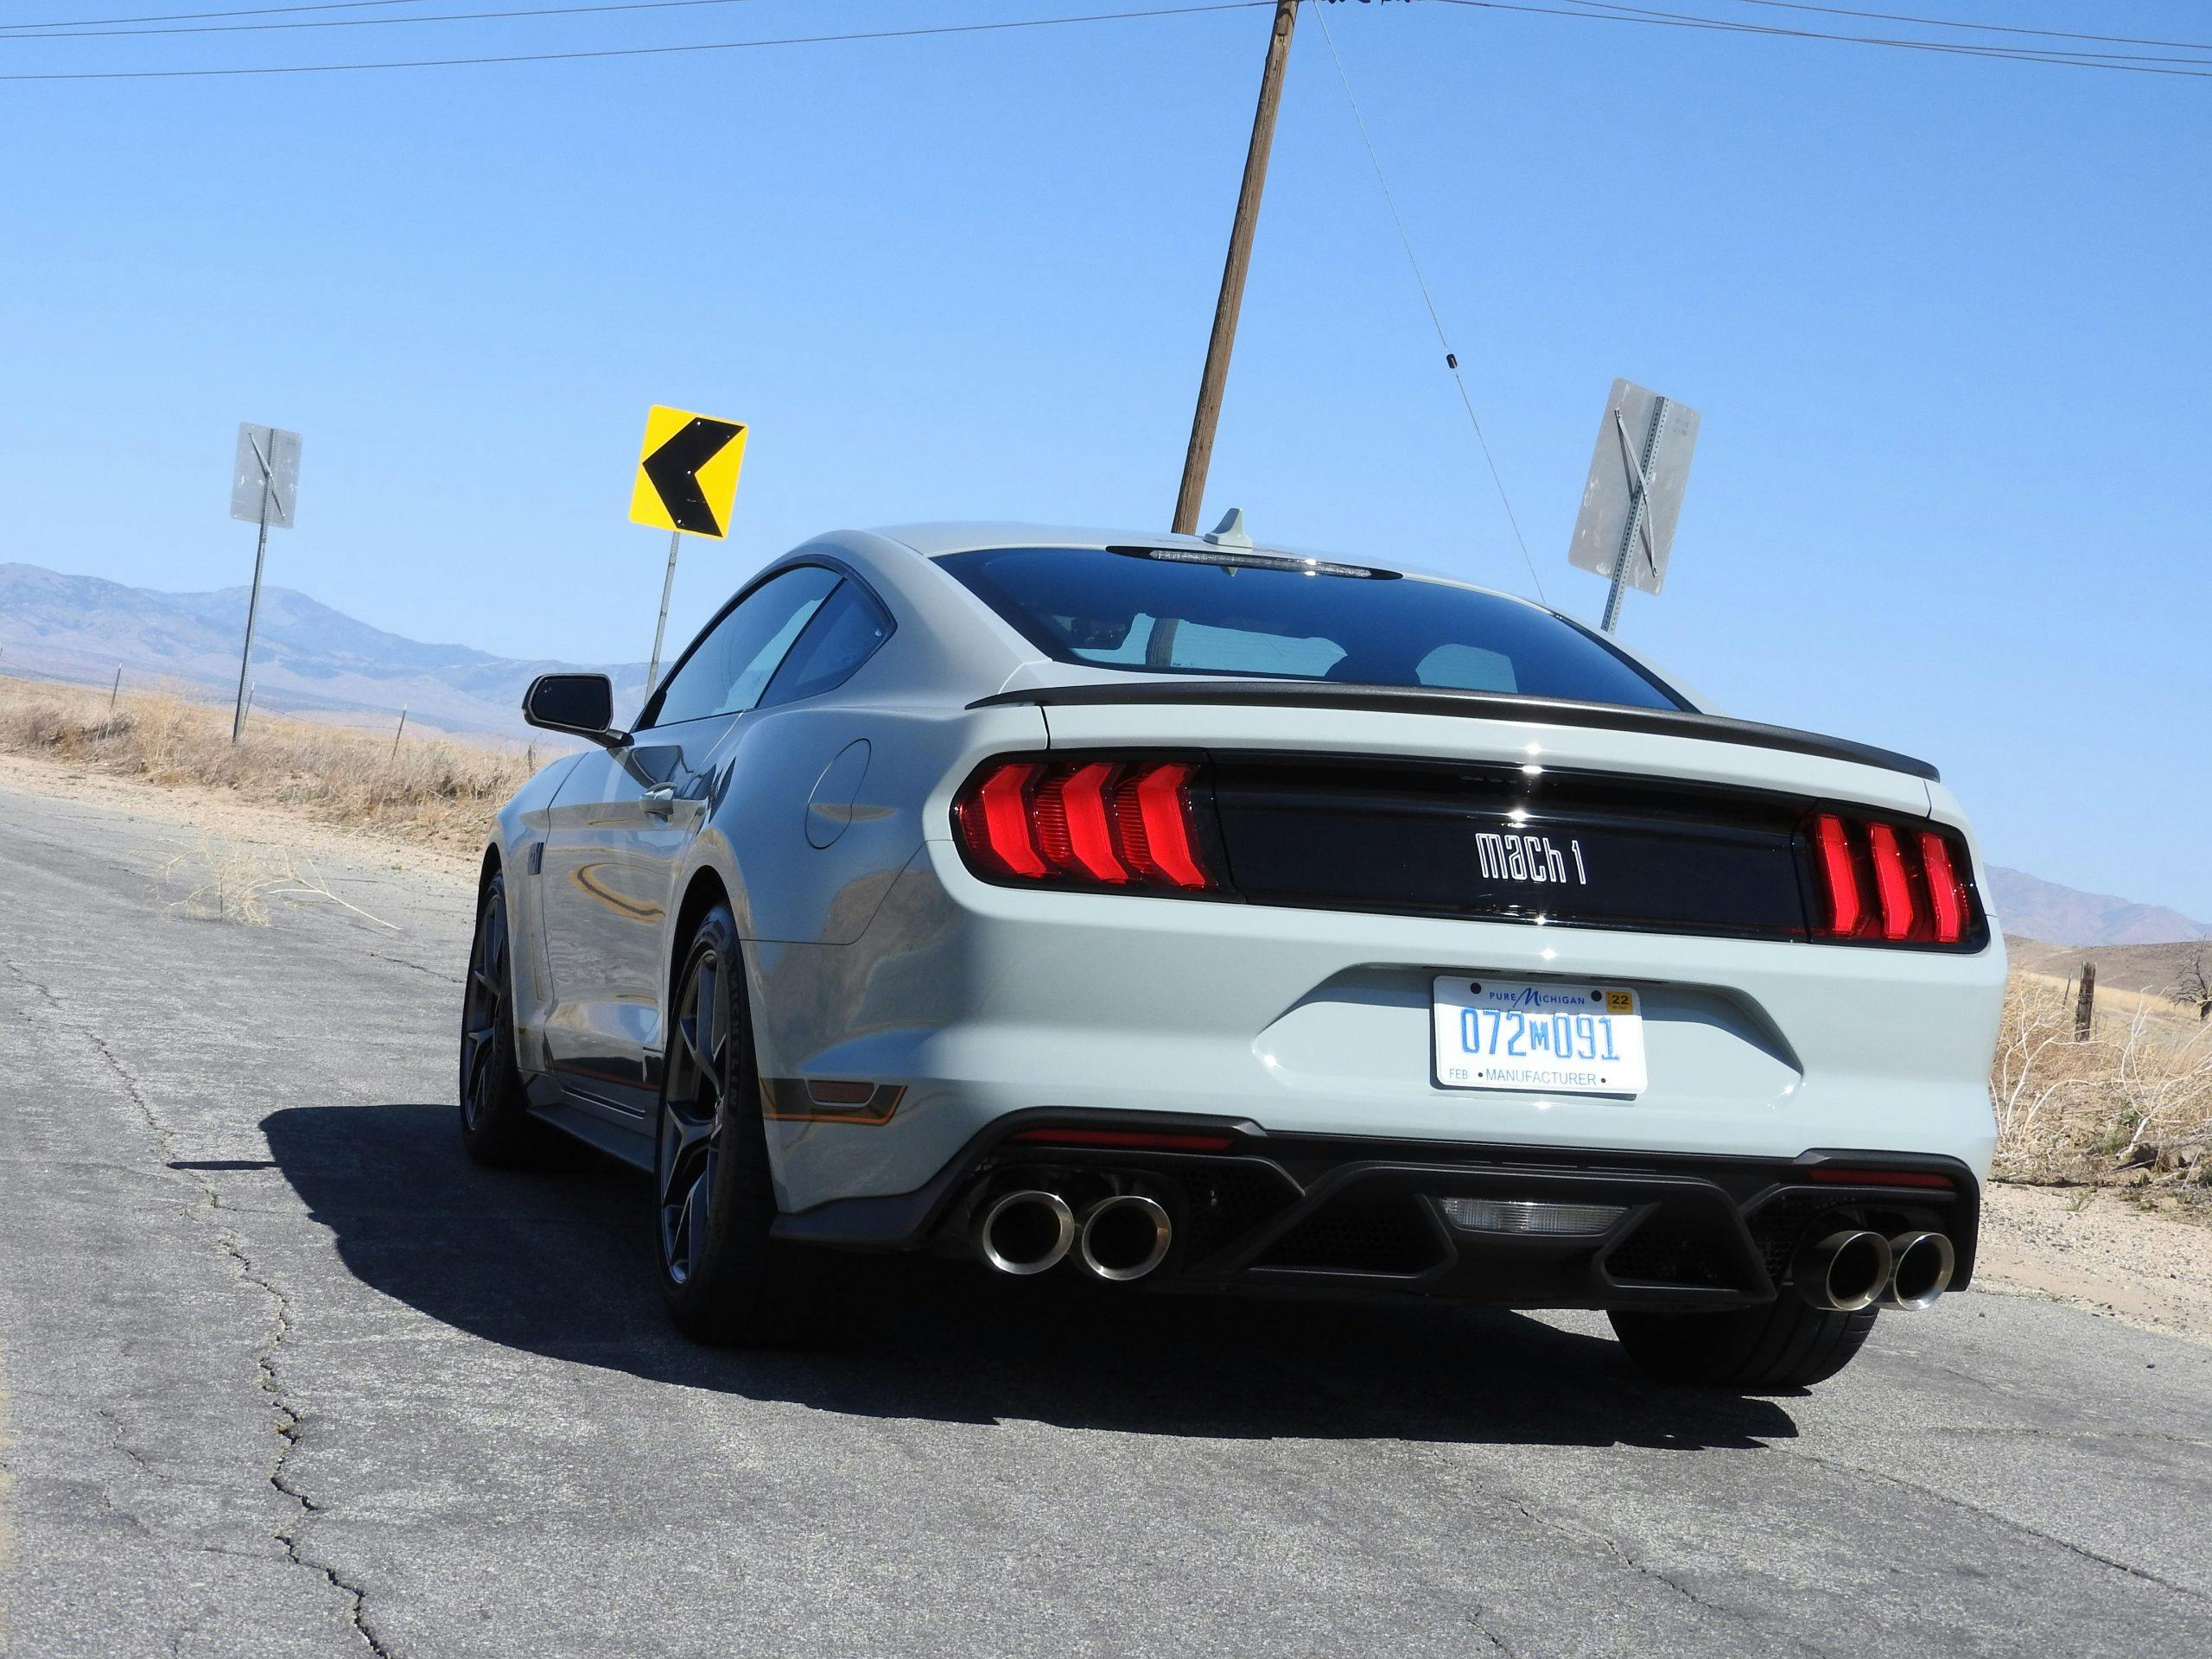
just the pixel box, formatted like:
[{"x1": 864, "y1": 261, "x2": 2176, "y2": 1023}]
[{"x1": 938, "y1": 546, "x2": 1686, "y2": 711}]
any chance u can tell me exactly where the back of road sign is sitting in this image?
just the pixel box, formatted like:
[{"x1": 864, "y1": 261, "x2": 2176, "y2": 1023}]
[
  {"x1": 1568, "y1": 379, "x2": 1698, "y2": 597},
  {"x1": 231, "y1": 424, "x2": 302, "y2": 531}
]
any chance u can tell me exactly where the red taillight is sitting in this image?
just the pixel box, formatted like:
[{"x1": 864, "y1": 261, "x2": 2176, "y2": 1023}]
[
  {"x1": 1866, "y1": 822, "x2": 1916, "y2": 941},
  {"x1": 1805, "y1": 810, "x2": 1977, "y2": 948},
  {"x1": 1812, "y1": 812, "x2": 1862, "y2": 938},
  {"x1": 1054, "y1": 760, "x2": 1130, "y2": 885},
  {"x1": 1129, "y1": 762, "x2": 1209, "y2": 890},
  {"x1": 955, "y1": 755, "x2": 1218, "y2": 894},
  {"x1": 954, "y1": 761, "x2": 1048, "y2": 879},
  {"x1": 1919, "y1": 831, "x2": 1966, "y2": 944}
]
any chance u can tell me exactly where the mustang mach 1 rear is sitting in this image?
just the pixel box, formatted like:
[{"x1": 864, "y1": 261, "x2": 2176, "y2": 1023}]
[{"x1": 460, "y1": 523, "x2": 2005, "y2": 1389}]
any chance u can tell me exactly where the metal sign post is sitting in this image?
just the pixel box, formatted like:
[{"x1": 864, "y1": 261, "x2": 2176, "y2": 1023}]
[
  {"x1": 228, "y1": 423, "x2": 302, "y2": 742},
  {"x1": 648, "y1": 527, "x2": 683, "y2": 691},
  {"x1": 1567, "y1": 379, "x2": 1700, "y2": 633}
]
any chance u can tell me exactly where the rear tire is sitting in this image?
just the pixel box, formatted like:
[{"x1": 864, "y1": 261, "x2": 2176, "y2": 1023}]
[
  {"x1": 458, "y1": 873, "x2": 571, "y2": 1168},
  {"x1": 1610, "y1": 1299, "x2": 1878, "y2": 1390},
  {"x1": 653, "y1": 904, "x2": 847, "y2": 1348}
]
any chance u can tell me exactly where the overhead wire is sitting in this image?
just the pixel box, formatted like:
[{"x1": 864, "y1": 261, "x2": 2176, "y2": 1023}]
[
  {"x1": 5, "y1": 0, "x2": 773, "y2": 41},
  {"x1": 0, "y1": 1, "x2": 441, "y2": 29},
  {"x1": 0, "y1": 0, "x2": 1275, "y2": 79},
  {"x1": 1310, "y1": 3, "x2": 1549, "y2": 606},
  {"x1": 1550, "y1": 0, "x2": 2212, "y2": 68},
  {"x1": 1432, "y1": 0, "x2": 2212, "y2": 79},
  {"x1": 1716, "y1": 0, "x2": 2212, "y2": 54}
]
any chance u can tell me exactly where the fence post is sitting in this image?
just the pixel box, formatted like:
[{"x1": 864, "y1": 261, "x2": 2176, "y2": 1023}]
[
  {"x1": 2074, "y1": 963, "x2": 2097, "y2": 1042},
  {"x1": 390, "y1": 709, "x2": 408, "y2": 763}
]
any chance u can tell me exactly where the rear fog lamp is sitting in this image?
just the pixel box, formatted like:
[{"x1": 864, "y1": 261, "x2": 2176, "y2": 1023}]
[{"x1": 1440, "y1": 1198, "x2": 1626, "y2": 1236}]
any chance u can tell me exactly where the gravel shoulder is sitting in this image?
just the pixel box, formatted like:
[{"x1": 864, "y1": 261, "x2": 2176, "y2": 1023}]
[
  {"x1": 1978, "y1": 1184, "x2": 2212, "y2": 1346},
  {"x1": 0, "y1": 752, "x2": 477, "y2": 888}
]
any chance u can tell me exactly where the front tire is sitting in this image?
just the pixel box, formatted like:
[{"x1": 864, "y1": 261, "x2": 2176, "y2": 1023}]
[
  {"x1": 654, "y1": 904, "x2": 845, "y2": 1347},
  {"x1": 1609, "y1": 1299, "x2": 1878, "y2": 1391},
  {"x1": 458, "y1": 872, "x2": 566, "y2": 1167}
]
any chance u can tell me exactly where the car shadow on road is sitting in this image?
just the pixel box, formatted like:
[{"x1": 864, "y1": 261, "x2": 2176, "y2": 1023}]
[{"x1": 264, "y1": 1103, "x2": 1804, "y2": 1452}]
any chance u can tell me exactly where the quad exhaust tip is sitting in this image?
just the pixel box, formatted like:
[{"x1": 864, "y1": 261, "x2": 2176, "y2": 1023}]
[
  {"x1": 1880, "y1": 1230, "x2": 1956, "y2": 1311},
  {"x1": 1077, "y1": 1194, "x2": 1173, "y2": 1282},
  {"x1": 977, "y1": 1190, "x2": 1076, "y2": 1276},
  {"x1": 1794, "y1": 1229, "x2": 1894, "y2": 1313}
]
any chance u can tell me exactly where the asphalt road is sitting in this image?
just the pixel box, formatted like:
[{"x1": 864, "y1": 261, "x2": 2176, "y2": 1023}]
[{"x1": 3, "y1": 778, "x2": 2209, "y2": 1659}]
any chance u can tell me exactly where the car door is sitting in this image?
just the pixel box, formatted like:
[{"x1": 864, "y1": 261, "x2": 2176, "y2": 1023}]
[{"x1": 536, "y1": 563, "x2": 843, "y2": 1097}]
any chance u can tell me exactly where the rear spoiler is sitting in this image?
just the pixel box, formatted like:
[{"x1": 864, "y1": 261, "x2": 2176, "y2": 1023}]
[{"x1": 968, "y1": 679, "x2": 1940, "y2": 783}]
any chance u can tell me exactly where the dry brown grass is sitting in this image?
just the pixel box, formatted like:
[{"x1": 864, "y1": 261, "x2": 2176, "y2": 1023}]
[
  {"x1": 0, "y1": 676, "x2": 532, "y2": 855},
  {"x1": 1993, "y1": 972, "x2": 2212, "y2": 1196}
]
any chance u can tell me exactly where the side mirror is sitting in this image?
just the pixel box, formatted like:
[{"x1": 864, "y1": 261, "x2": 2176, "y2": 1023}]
[{"x1": 522, "y1": 673, "x2": 626, "y2": 749}]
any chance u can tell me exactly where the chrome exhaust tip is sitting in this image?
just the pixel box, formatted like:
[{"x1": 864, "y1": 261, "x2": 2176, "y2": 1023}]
[
  {"x1": 1076, "y1": 1194, "x2": 1173, "y2": 1283},
  {"x1": 1793, "y1": 1229, "x2": 1894, "y2": 1313},
  {"x1": 977, "y1": 1190, "x2": 1076, "y2": 1276},
  {"x1": 1880, "y1": 1230, "x2": 1956, "y2": 1311}
]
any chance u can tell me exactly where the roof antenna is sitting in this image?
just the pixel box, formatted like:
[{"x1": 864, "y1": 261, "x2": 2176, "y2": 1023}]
[{"x1": 1201, "y1": 507, "x2": 1253, "y2": 550}]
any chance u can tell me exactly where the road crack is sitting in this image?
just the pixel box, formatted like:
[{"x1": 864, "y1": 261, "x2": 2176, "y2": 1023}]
[
  {"x1": 3, "y1": 947, "x2": 396, "y2": 1656},
  {"x1": 1781, "y1": 1447, "x2": 2207, "y2": 1602}
]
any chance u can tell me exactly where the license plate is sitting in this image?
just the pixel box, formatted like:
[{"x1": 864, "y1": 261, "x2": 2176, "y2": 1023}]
[{"x1": 1432, "y1": 977, "x2": 1647, "y2": 1096}]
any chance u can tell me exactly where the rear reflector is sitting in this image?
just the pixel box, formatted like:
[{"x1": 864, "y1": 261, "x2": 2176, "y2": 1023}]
[
  {"x1": 1806, "y1": 810, "x2": 1979, "y2": 949},
  {"x1": 1009, "y1": 1127, "x2": 1236, "y2": 1152},
  {"x1": 1807, "y1": 1166, "x2": 1955, "y2": 1190},
  {"x1": 956, "y1": 755, "x2": 1218, "y2": 893}
]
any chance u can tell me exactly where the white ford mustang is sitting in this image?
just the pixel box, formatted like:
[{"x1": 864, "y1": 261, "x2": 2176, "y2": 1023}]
[{"x1": 462, "y1": 521, "x2": 2005, "y2": 1389}]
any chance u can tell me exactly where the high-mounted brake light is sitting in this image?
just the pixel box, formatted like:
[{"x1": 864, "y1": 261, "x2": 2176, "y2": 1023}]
[
  {"x1": 1805, "y1": 810, "x2": 1978, "y2": 949},
  {"x1": 955, "y1": 755, "x2": 1219, "y2": 894}
]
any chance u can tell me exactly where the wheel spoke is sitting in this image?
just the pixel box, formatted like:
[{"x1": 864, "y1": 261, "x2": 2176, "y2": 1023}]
[{"x1": 658, "y1": 941, "x2": 734, "y2": 1286}]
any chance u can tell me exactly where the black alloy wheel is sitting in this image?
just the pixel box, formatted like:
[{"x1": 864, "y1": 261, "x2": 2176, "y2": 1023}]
[
  {"x1": 653, "y1": 902, "x2": 847, "y2": 1346},
  {"x1": 458, "y1": 872, "x2": 565, "y2": 1166}
]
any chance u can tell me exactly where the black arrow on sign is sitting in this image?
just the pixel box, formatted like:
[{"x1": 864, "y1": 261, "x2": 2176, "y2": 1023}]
[{"x1": 641, "y1": 416, "x2": 743, "y2": 536}]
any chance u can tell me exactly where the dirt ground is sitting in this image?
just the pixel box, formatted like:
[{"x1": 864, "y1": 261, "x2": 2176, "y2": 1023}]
[
  {"x1": 6, "y1": 748, "x2": 2208, "y2": 1347},
  {"x1": 1977, "y1": 1185, "x2": 2212, "y2": 1346}
]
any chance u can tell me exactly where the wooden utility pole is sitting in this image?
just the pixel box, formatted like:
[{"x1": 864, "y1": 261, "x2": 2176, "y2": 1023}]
[{"x1": 1172, "y1": 0, "x2": 1300, "y2": 536}]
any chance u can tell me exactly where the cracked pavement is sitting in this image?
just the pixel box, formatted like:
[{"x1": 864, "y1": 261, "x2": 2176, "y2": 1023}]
[{"x1": 2, "y1": 777, "x2": 2209, "y2": 1657}]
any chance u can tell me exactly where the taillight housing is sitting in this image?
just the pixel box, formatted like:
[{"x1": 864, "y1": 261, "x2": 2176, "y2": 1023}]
[
  {"x1": 1802, "y1": 809, "x2": 1981, "y2": 949},
  {"x1": 953, "y1": 753, "x2": 1225, "y2": 895}
]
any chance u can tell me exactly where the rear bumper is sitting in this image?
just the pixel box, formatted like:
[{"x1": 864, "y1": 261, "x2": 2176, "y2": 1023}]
[
  {"x1": 753, "y1": 840, "x2": 2006, "y2": 1214},
  {"x1": 773, "y1": 1109, "x2": 1980, "y2": 1311}
]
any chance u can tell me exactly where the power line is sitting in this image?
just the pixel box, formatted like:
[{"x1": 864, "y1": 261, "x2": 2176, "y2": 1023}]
[
  {"x1": 1719, "y1": 0, "x2": 2212, "y2": 54},
  {"x1": 1552, "y1": 1, "x2": 2210, "y2": 68},
  {"x1": 1310, "y1": 3, "x2": 1548, "y2": 606},
  {"x1": 1433, "y1": 0, "x2": 2212, "y2": 79},
  {"x1": 5, "y1": 0, "x2": 770, "y2": 41},
  {"x1": 0, "y1": 0, "x2": 1274, "y2": 78},
  {"x1": 0, "y1": 2, "x2": 436, "y2": 29}
]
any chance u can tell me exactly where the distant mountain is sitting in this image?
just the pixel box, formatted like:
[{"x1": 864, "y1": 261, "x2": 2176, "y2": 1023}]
[
  {"x1": 1987, "y1": 867, "x2": 2211, "y2": 949},
  {"x1": 0, "y1": 563, "x2": 650, "y2": 740}
]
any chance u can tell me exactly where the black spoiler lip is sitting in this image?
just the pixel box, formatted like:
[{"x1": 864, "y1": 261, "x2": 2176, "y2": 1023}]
[{"x1": 967, "y1": 679, "x2": 1940, "y2": 784}]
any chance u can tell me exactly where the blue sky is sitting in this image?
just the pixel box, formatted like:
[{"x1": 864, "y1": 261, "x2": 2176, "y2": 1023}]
[{"x1": 2, "y1": 1, "x2": 2208, "y2": 915}]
